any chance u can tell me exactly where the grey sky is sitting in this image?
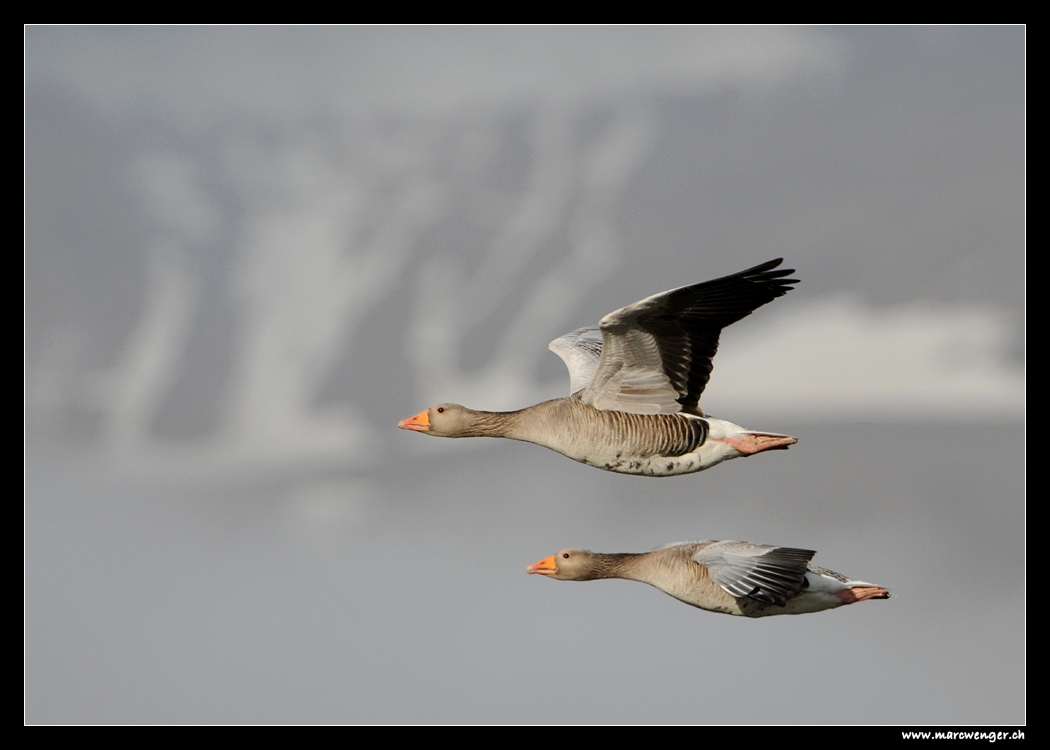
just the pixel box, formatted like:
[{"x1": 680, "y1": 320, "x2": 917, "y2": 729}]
[{"x1": 25, "y1": 26, "x2": 1024, "y2": 723}]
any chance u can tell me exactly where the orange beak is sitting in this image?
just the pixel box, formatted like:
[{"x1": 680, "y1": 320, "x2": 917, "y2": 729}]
[
  {"x1": 526, "y1": 555, "x2": 558, "y2": 575},
  {"x1": 398, "y1": 409, "x2": 431, "y2": 432}
]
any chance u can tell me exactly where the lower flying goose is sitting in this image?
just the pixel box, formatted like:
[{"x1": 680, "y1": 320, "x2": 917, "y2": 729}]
[{"x1": 527, "y1": 540, "x2": 890, "y2": 617}]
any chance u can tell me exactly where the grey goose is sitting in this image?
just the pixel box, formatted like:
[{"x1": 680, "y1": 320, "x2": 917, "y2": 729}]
[
  {"x1": 398, "y1": 259, "x2": 798, "y2": 476},
  {"x1": 527, "y1": 540, "x2": 890, "y2": 617}
]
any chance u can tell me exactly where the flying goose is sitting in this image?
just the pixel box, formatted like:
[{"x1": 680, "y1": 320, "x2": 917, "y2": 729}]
[
  {"x1": 398, "y1": 259, "x2": 798, "y2": 476},
  {"x1": 527, "y1": 540, "x2": 890, "y2": 617}
]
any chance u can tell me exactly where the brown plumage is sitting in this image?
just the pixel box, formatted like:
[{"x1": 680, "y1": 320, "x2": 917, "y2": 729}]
[
  {"x1": 527, "y1": 541, "x2": 890, "y2": 617},
  {"x1": 399, "y1": 260, "x2": 799, "y2": 477}
]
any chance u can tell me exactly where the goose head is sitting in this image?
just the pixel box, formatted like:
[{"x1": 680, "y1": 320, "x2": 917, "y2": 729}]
[
  {"x1": 527, "y1": 549, "x2": 604, "y2": 581},
  {"x1": 397, "y1": 403, "x2": 479, "y2": 437}
]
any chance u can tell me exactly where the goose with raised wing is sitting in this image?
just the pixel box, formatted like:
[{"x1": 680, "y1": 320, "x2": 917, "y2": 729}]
[
  {"x1": 527, "y1": 540, "x2": 890, "y2": 617},
  {"x1": 398, "y1": 259, "x2": 798, "y2": 477}
]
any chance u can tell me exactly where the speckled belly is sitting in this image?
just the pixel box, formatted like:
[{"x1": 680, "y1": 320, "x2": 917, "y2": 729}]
[{"x1": 576, "y1": 436, "x2": 742, "y2": 477}]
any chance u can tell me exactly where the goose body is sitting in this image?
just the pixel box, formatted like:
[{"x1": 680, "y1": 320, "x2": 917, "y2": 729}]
[
  {"x1": 527, "y1": 541, "x2": 890, "y2": 617},
  {"x1": 399, "y1": 259, "x2": 798, "y2": 477}
]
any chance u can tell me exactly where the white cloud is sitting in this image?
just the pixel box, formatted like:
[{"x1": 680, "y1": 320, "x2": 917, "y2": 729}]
[{"x1": 705, "y1": 297, "x2": 1024, "y2": 422}]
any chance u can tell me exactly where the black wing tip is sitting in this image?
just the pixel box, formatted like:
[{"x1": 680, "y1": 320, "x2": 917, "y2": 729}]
[
  {"x1": 750, "y1": 547, "x2": 815, "y2": 605},
  {"x1": 722, "y1": 259, "x2": 799, "y2": 298},
  {"x1": 742, "y1": 257, "x2": 791, "y2": 272},
  {"x1": 764, "y1": 546, "x2": 817, "y2": 564},
  {"x1": 745, "y1": 258, "x2": 785, "y2": 273},
  {"x1": 744, "y1": 258, "x2": 797, "y2": 280}
]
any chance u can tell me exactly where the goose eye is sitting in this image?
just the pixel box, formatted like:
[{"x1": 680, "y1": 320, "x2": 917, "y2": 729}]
[
  {"x1": 436, "y1": 407, "x2": 445, "y2": 413},
  {"x1": 562, "y1": 553, "x2": 570, "y2": 559}
]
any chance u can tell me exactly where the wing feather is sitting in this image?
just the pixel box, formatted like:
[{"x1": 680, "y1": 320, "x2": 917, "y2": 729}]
[
  {"x1": 581, "y1": 259, "x2": 797, "y2": 415},
  {"x1": 548, "y1": 327, "x2": 604, "y2": 394},
  {"x1": 693, "y1": 540, "x2": 814, "y2": 607}
]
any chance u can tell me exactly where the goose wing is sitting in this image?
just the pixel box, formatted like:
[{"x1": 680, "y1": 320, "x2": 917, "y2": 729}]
[
  {"x1": 548, "y1": 327, "x2": 604, "y2": 395},
  {"x1": 692, "y1": 540, "x2": 814, "y2": 607},
  {"x1": 576, "y1": 258, "x2": 797, "y2": 415}
]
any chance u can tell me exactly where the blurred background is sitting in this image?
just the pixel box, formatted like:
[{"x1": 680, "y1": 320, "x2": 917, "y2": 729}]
[{"x1": 25, "y1": 27, "x2": 1024, "y2": 723}]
